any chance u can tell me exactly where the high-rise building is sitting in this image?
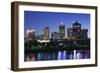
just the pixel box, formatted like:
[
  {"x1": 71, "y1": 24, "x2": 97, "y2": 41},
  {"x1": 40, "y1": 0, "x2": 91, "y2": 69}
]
[
  {"x1": 51, "y1": 32, "x2": 59, "y2": 40},
  {"x1": 72, "y1": 21, "x2": 81, "y2": 39},
  {"x1": 36, "y1": 34, "x2": 44, "y2": 40},
  {"x1": 67, "y1": 28, "x2": 73, "y2": 39},
  {"x1": 44, "y1": 27, "x2": 49, "y2": 40},
  {"x1": 59, "y1": 22, "x2": 65, "y2": 39},
  {"x1": 81, "y1": 29, "x2": 88, "y2": 39},
  {"x1": 67, "y1": 21, "x2": 88, "y2": 40},
  {"x1": 27, "y1": 29, "x2": 36, "y2": 41}
]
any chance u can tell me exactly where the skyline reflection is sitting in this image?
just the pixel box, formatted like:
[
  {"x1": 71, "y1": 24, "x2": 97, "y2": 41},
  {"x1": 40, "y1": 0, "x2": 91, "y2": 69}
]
[{"x1": 25, "y1": 49, "x2": 90, "y2": 61}]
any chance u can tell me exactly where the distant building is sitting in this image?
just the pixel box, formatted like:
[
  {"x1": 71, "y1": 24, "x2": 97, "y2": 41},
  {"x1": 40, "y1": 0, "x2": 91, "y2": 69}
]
[
  {"x1": 27, "y1": 29, "x2": 36, "y2": 41},
  {"x1": 81, "y1": 29, "x2": 88, "y2": 39},
  {"x1": 51, "y1": 32, "x2": 59, "y2": 40},
  {"x1": 67, "y1": 28, "x2": 73, "y2": 39},
  {"x1": 67, "y1": 21, "x2": 88, "y2": 40},
  {"x1": 59, "y1": 22, "x2": 65, "y2": 39},
  {"x1": 36, "y1": 34, "x2": 44, "y2": 40},
  {"x1": 44, "y1": 27, "x2": 49, "y2": 40},
  {"x1": 72, "y1": 21, "x2": 81, "y2": 39}
]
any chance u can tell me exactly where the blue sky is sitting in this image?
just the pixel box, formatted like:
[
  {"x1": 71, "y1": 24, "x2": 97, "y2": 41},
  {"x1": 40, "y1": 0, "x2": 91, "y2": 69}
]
[{"x1": 24, "y1": 11, "x2": 90, "y2": 38}]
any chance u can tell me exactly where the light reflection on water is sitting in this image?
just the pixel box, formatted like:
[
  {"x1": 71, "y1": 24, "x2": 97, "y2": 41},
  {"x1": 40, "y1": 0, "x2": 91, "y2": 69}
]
[{"x1": 25, "y1": 49, "x2": 90, "y2": 61}]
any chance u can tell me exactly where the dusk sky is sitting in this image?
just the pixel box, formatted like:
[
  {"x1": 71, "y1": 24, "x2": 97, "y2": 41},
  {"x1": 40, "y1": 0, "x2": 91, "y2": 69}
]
[{"x1": 24, "y1": 11, "x2": 90, "y2": 38}]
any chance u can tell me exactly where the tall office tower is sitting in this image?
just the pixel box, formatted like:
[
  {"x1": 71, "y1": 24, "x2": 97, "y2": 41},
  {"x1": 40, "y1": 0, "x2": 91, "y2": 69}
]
[
  {"x1": 27, "y1": 29, "x2": 36, "y2": 41},
  {"x1": 67, "y1": 28, "x2": 73, "y2": 39},
  {"x1": 51, "y1": 32, "x2": 59, "y2": 40},
  {"x1": 81, "y1": 29, "x2": 88, "y2": 39},
  {"x1": 59, "y1": 22, "x2": 65, "y2": 39},
  {"x1": 44, "y1": 27, "x2": 49, "y2": 40},
  {"x1": 72, "y1": 21, "x2": 81, "y2": 39}
]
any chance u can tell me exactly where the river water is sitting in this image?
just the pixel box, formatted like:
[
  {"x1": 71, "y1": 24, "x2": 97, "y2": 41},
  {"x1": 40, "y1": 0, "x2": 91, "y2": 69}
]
[{"x1": 25, "y1": 49, "x2": 90, "y2": 61}]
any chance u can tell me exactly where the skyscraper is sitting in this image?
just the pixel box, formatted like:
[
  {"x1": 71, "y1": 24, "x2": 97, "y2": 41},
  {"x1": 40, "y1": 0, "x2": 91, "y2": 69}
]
[
  {"x1": 81, "y1": 29, "x2": 88, "y2": 39},
  {"x1": 67, "y1": 21, "x2": 88, "y2": 40},
  {"x1": 51, "y1": 32, "x2": 59, "y2": 40},
  {"x1": 44, "y1": 27, "x2": 49, "y2": 40},
  {"x1": 72, "y1": 21, "x2": 81, "y2": 39},
  {"x1": 59, "y1": 22, "x2": 65, "y2": 39},
  {"x1": 67, "y1": 28, "x2": 73, "y2": 39},
  {"x1": 27, "y1": 29, "x2": 36, "y2": 41}
]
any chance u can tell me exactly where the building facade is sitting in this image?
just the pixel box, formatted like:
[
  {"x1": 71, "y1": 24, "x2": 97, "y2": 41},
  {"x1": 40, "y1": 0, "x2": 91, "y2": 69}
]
[
  {"x1": 27, "y1": 29, "x2": 36, "y2": 41},
  {"x1": 51, "y1": 32, "x2": 59, "y2": 40},
  {"x1": 59, "y1": 22, "x2": 65, "y2": 39},
  {"x1": 44, "y1": 27, "x2": 49, "y2": 40},
  {"x1": 81, "y1": 29, "x2": 88, "y2": 39},
  {"x1": 36, "y1": 34, "x2": 44, "y2": 40},
  {"x1": 72, "y1": 21, "x2": 81, "y2": 39},
  {"x1": 67, "y1": 21, "x2": 88, "y2": 40},
  {"x1": 67, "y1": 28, "x2": 73, "y2": 39}
]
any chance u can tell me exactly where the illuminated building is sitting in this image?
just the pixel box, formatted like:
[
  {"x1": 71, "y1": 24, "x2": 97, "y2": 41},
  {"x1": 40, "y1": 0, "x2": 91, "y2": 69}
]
[
  {"x1": 44, "y1": 27, "x2": 49, "y2": 40},
  {"x1": 59, "y1": 22, "x2": 65, "y2": 39}
]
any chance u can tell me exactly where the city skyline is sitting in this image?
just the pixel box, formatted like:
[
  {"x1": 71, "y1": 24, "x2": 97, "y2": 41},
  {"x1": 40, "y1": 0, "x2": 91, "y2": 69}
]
[{"x1": 24, "y1": 11, "x2": 90, "y2": 38}]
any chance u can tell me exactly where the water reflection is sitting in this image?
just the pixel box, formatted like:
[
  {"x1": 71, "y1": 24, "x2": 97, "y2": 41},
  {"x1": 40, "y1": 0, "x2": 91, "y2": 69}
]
[{"x1": 25, "y1": 49, "x2": 90, "y2": 61}]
